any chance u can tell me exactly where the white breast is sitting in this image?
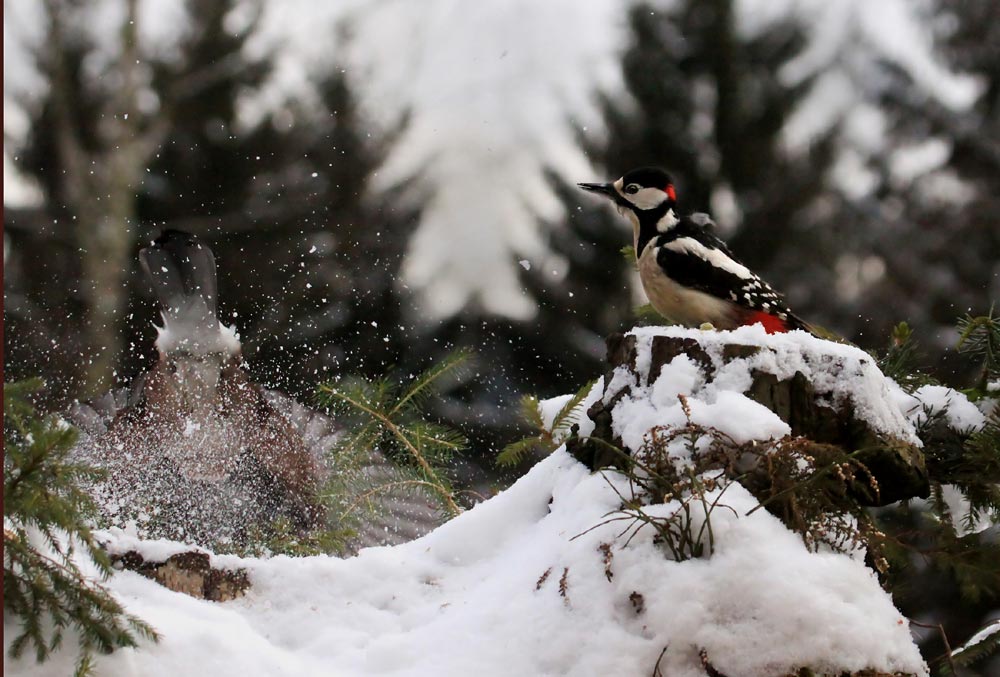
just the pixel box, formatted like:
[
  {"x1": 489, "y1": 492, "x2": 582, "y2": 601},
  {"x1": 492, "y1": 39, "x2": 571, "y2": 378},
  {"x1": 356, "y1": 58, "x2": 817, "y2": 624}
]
[{"x1": 637, "y1": 244, "x2": 736, "y2": 328}]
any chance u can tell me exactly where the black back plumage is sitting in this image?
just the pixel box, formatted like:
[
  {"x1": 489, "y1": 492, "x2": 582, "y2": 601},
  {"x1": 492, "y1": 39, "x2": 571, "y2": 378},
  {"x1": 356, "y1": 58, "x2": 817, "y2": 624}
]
[{"x1": 649, "y1": 214, "x2": 808, "y2": 330}]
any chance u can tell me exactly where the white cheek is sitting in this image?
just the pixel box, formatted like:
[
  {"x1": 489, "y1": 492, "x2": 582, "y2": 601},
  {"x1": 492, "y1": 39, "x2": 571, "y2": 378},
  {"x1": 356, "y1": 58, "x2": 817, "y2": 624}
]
[{"x1": 630, "y1": 187, "x2": 668, "y2": 210}]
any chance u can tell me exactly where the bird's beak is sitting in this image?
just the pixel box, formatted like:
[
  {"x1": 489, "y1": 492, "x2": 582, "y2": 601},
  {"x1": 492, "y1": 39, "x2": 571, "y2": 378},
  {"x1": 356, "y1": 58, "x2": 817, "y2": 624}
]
[{"x1": 577, "y1": 182, "x2": 616, "y2": 200}]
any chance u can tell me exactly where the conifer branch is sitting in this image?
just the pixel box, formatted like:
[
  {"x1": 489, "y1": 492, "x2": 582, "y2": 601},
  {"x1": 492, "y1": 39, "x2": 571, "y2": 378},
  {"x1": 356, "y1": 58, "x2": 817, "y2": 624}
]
[
  {"x1": 318, "y1": 352, "x2": 470, "y2": 520},
  {"x1": 4, "y1": 380, "x2": 158, "y2": 673}
]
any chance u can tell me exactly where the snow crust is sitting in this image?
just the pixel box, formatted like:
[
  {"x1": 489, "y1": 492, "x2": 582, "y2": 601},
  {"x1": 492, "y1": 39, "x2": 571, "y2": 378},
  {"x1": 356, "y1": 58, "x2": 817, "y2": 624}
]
[
  {"x1": 886, "y1": 382, "x2": 992, "y2": 536},
  {"x1": 4, "y1": 448, "x2": 926, "y2": 677}
]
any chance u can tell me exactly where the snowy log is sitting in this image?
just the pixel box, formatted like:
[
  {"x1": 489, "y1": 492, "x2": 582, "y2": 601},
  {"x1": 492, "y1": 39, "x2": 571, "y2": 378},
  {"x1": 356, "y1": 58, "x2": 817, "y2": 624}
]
[
  {"x1": 110, "y1": 548, "x2": 250, "y2": 602},
  {"x1": 571, "y1": 327, "x2": 930, "y2": 506}
]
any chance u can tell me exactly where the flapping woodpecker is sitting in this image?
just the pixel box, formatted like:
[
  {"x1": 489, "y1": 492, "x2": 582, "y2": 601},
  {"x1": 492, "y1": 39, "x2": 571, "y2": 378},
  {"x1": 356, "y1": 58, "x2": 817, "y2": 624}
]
[
  {"x1": 579, "y1": 167, "x2": 812, "y2": 334},
  {"x1": 70, "y1": 230, "x2": 443, "y2": 550}
]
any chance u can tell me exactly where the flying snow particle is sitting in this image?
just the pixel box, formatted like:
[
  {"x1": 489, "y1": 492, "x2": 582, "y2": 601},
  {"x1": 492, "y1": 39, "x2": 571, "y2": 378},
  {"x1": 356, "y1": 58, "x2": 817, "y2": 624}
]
[
  {"x1": 518, "y1": 259, "x2": 531, "y2": 271},
  {"x1": 182, "y1": 420, "x2": 202, "y2": 438}
]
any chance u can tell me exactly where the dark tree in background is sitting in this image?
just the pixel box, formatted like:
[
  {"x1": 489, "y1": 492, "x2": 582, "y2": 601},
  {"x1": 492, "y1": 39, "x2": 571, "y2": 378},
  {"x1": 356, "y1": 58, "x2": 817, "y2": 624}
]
[
  {"x1": 518, "y1": 171, "x2": 633, "y2": 384},
  {"x1": 10, "y1": 0, "x2": 170, "y2": 396},
  {"x1": 6, "y1": 0, "x2": 418, "y2": 406},
  {"x1": 133, "y1": 8, "x2": 418, "y2": 399},
  {"x1": 859, "y1": 0, "x2": 1000, "y2": 362}
]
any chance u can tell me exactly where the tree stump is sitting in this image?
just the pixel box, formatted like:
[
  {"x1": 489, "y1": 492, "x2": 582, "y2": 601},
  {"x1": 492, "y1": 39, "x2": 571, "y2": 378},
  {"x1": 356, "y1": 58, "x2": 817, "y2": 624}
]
[{"x1": 569, "y1": 331, "x2": 929, "y2": 506}]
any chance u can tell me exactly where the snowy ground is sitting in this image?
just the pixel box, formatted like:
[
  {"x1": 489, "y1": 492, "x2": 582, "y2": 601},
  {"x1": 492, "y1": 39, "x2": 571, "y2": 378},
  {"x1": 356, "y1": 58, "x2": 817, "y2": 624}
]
[
  {"x1": 4, "y1": 448, "x2": 925, "y2": 677},
  {"x1": 5, "y1": 327, "x2": 947, "y2": 677}
]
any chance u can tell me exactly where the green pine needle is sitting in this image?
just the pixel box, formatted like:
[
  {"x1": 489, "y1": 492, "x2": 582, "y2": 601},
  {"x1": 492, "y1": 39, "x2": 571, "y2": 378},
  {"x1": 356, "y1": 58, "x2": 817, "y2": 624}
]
[
  {"x1": 318, "y1": 352, "x2": 470, "y2": 518},
  {"x1": 876, "y1": 321, "x2": 937, "y2": 392},
  {"x1": 951, "y1": 619, "x2": 1000, "y2": 669},
  {"x1": 957, "y1": 307, "x2": 1000, "y2": 394},
  {"x1": 498, "y1": 380, "x2": 597, "y2": 468},
  {"x1": 4, "y1": 379, "x2": 159, "y2": 672}
]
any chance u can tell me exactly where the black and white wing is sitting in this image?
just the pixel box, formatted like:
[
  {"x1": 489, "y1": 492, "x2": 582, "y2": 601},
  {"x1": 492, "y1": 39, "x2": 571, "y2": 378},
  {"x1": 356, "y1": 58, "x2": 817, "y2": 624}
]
[{"x1": 654, "y1": 214, "x2": 807, "y2": 328}]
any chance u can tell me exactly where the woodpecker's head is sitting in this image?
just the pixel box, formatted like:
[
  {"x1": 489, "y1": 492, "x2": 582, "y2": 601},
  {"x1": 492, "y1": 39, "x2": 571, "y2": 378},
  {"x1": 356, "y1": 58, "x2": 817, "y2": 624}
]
[{"x1": 578, "y1": 167, "x2": 677, "y2": 216}]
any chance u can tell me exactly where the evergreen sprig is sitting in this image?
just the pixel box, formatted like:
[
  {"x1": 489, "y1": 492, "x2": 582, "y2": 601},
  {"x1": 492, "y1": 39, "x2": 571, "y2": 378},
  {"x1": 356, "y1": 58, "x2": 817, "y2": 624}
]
[
  {"x1": 957, "y1": 306, "x2": 1000, "y2": 395},
  {"x1": 948, "y1": 619, "x2": 1000, "y2": 672},
  {"x1": 498, "y1": 380, "x2": 597, "y2": 467},
  {"x1": 317, "y1": 350, "x2": 470, "y2": 518},
  {"x1": 870, "y1": 310, "x2": 1000, "y2": 672},
  {"x1": 877, "y1": 322, "x2": 937, "y2": 392},
  {"x1": 3, "y1": 379, "x2": 158, "y2": 676}
]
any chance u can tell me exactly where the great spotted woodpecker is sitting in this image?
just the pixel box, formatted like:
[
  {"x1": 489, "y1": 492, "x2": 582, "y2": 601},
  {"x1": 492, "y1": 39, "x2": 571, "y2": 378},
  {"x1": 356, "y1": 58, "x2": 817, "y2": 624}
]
[
  {"x1": 579, "y1": 167, "x2": 812, "y2": 334},
  {"x1": 69, "y1": 230, "x2": 444, "y2": 550}
]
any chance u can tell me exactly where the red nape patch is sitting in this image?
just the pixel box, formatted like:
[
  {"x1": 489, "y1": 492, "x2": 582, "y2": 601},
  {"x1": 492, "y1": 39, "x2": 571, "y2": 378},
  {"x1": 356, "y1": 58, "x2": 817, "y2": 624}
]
[
  {"x1": 744, "y1": 311, "x2": 790, "y2": 334},
  {"x1": 665, "y1": 184, "x2": 677, "y2": 201}
]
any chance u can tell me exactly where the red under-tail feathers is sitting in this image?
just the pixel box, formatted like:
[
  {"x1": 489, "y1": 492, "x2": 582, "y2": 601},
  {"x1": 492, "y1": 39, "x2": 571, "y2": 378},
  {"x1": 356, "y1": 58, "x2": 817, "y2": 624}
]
[{"x1": 744, "y1": 311, "x2": 795, "y2": 334}]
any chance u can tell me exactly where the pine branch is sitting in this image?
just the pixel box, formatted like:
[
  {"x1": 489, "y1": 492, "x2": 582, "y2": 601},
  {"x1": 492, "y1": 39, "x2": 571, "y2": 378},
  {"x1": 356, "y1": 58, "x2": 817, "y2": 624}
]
[
  {"x1": 552, "y1": 380, "x2": 598, "y2": 432},
  {"x1": 951, "y1": 618, "x2": 1000, "y2": 668},
  {"x1": 498, "y1": 381, "x2": 596, "y2": 468},
  {"x1": 318, "y1": 357, "x2": 468, "y2": 518},
  {"x1": 957, "y1": 307, "x2": 1000, "y2": 395},
  {"x1": 877, "y1": 322, "x2": 937, "y2": 392},
  {"x1": 4, "y1": 380, "x2": 158, "y2": 671},
  {"x1": 496, "y1": 437, "x2": 543, "y2": 468},
  {"x1": 519, "y1": 394, "x2": 545, "y2": 430},
  {"x1": 389, "y1": 349, "x2": 471, "y2": 417}
]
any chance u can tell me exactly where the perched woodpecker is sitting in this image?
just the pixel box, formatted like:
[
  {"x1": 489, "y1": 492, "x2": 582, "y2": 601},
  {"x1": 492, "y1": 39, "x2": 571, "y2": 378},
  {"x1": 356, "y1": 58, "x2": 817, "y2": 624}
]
[{"x1": 579, "y1": 167, "x2": 811, "y2": 334}]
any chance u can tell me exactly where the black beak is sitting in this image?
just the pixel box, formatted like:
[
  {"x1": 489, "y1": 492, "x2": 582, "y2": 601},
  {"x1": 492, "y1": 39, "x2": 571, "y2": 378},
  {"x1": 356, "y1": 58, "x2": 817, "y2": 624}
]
[{"x1": 577, "y1": 182, "x2": 616, "y2": 199}]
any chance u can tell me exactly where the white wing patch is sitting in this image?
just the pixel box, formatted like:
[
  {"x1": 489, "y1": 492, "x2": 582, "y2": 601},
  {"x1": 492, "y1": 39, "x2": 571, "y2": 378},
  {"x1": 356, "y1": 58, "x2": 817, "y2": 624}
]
[
  {"x1": 664, "y1": 237, "x2": 754, "y2": 280},
  {"x1": 656, "y1": 209, "x2": 679, "y2": 233}
]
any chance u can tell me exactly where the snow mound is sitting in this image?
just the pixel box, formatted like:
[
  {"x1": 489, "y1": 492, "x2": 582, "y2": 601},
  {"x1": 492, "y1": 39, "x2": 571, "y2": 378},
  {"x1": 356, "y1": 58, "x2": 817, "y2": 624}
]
[
  {"x1": 4, "y1": 447, "x2": 926, "y2": 676},
  {"x1": 609, "y1": 325, "x2": 920, "y2": 454}
]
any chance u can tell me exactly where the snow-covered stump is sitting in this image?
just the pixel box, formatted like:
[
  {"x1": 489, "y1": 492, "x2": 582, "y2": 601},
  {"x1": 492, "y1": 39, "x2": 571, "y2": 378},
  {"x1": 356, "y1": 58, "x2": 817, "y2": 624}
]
[{"x1": 571, "y1": 327, "x2": 930, "y2": 506}]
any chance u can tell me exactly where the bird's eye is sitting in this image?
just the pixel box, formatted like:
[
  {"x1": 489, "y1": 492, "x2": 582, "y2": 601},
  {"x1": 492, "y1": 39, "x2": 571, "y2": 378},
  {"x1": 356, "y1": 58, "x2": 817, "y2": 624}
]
[{"x1": 625, "y1": 184, "x2": 640, "y2": 195}]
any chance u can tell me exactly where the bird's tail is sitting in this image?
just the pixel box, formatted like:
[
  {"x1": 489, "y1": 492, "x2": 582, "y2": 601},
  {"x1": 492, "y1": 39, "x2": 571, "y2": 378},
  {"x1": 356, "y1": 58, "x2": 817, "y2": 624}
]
[{"x1": 139, "y1": 230, "x2": 240, "y2": 357}]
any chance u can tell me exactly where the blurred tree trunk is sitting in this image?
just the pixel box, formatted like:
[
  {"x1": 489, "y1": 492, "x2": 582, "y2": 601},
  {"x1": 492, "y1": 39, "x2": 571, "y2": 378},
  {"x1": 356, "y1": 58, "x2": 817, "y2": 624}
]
[{"x1": 43, "y1": 0, "x2": 163, "y2": 394}]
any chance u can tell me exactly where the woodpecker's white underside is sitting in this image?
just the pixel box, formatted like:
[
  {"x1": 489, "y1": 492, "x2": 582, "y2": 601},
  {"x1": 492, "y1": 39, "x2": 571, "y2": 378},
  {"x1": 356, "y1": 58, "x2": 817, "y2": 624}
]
[{"x1": 637, "y1": 243, "x2": 736, "y2": 328}]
